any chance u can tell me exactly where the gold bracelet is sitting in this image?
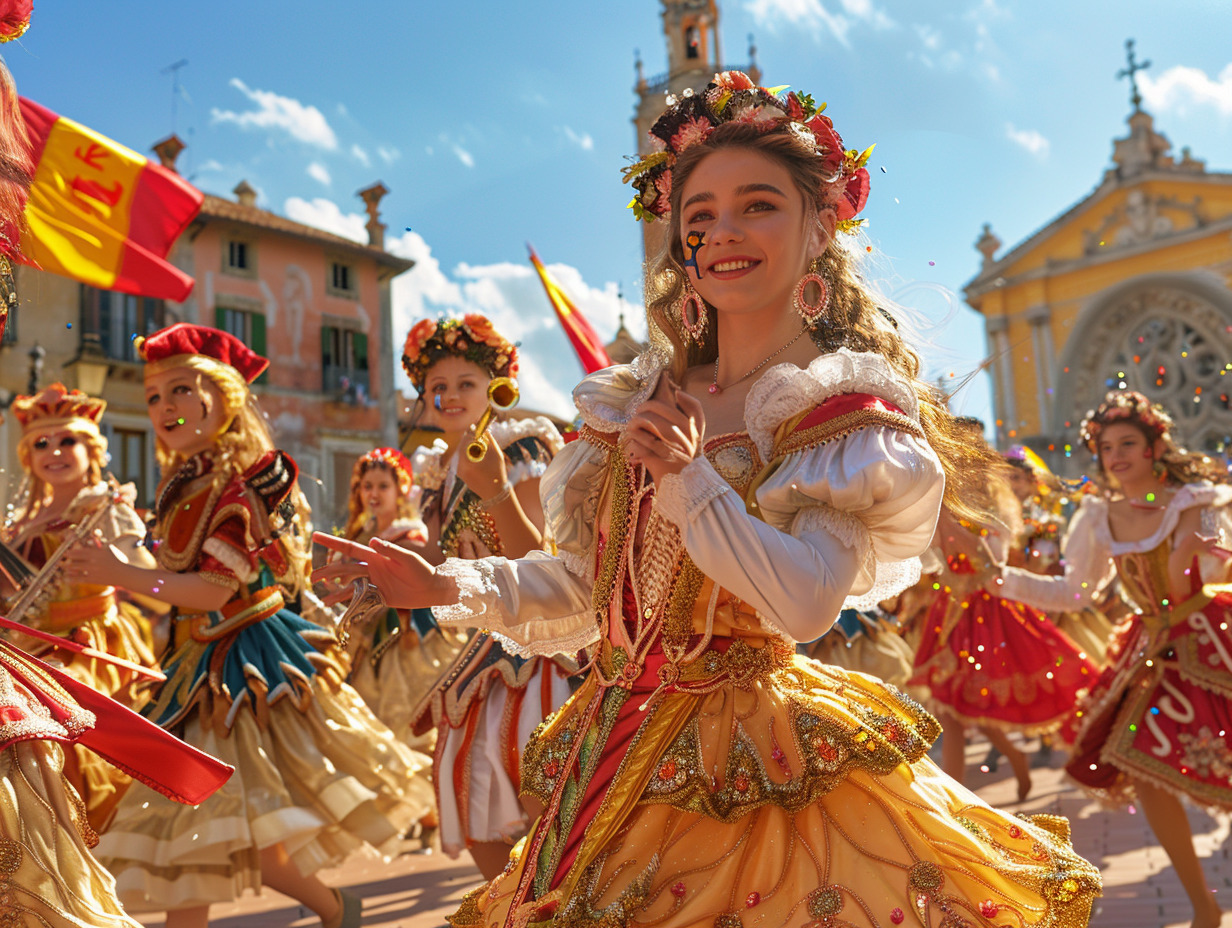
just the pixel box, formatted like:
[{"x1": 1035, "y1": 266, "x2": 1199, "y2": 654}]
[{"x1": 477, "y1": 480, "x2": 514, "y2": 510}]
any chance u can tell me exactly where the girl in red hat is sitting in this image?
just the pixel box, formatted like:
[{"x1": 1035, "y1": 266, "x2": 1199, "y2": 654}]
[{"x1": 62, "y1": 323, "x2": 434, "y2": 928}]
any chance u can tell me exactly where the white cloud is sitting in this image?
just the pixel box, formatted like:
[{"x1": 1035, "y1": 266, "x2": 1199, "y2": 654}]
[
  {"x1": 563, "y1": 127, "x2": 594, "y2": 151},
  {"x1": 283, "y1": 196, "x2": 367, "y2": 242},
  {"x1": 453, "y1": 145, "x2": 475, "y2": 168},
  {"x1": 306, "y1": 162, "x2": 332, "y2": 186},
  {"x1": 276, "y1": 199, "x2": 641, "y2": 416},
  {"x1": 747, "y1": 0, "x2": 893, "y2": 46},
  {"x1": 1005, "y1": 122, "x2": 1049, "y2": 158},
  {"x1": 196, "y1": 159, "x2": 225, "y2": 172},
  {"x1": 351, "y1": 144, "x2": 371, "y2": 168},
  {"x1": 377, "y1": 145, "x2": 401, "y2": 164},
  {"x1": 1140, "y1": 63, "x2": 1232, "y2": 117},
  {"x1": 211, "y1": 79, "x2": 338, "y2": 149}
]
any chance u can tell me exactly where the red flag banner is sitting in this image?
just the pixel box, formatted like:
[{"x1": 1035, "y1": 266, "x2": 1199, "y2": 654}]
[
  {"x1": 527, "y1": 244, "x2": 612, "y2": 374},
  {"x1": 19, "y1": 98, "x2": 202, "y2": 302}
]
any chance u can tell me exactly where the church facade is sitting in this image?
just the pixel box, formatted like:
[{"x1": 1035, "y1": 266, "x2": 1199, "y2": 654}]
[{"x1": 965, "y1": 52, "x2": 1232, "y2": 473}]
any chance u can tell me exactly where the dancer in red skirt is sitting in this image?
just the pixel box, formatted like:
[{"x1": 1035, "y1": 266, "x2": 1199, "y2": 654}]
[
  {"x1": 998, "y1": 390, "x2": 1231, "y2": 928},
  {"x1": 911, "y1": 437, "x2": 1098, "y2": 798}
]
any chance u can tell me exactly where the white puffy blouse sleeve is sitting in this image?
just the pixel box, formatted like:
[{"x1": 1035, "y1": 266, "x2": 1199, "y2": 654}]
[
  {"x1": 430, "y1": 435, "x2": 604, "y2": 658},
  {"x1": 655, "y1": 424, "x2": 944, "y2": 643},
  {"x1": 999, "y1": 495, "x2": 1116, "y2": 612}
]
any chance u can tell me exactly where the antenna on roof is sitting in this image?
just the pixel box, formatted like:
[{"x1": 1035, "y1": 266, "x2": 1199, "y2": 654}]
[{"x1": 160, "y1": 59, "x2": 190, "y2": 134}]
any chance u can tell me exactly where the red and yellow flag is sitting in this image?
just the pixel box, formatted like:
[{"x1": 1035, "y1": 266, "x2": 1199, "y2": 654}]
[
  {"x1": 528, "y1": 244, "x2": 612, "y2": 374},
  {"x1": 19, "y1": 98, "x2": 202, "y2": 302}
]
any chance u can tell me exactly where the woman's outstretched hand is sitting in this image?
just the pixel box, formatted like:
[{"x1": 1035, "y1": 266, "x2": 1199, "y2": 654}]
[
  {"x1": 312, "y1": 533, "x2": 459, "y2": 610},
  {"x1": 625, "y1": 373, "x2": 705, "y2": 485}
]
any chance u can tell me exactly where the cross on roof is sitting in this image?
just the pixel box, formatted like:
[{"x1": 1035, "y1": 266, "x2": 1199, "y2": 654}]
[{"x1": 1116, "y1": 38, "x2": 1151, "y2": 112}]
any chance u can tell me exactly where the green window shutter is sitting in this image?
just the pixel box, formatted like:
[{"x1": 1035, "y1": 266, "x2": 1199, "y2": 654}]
[
  {"x1": 352, "y1": 331, "x2": 368, "y2": 370},
  {"x1": 214, "y1": 305, "x2": 226, "y2": 330},
  {"x1": 322, "y1": 325, "x2": 336, "y2": 392},
  {"x1": 251, "y1": 312, "x2": 268, "y2": 383}
]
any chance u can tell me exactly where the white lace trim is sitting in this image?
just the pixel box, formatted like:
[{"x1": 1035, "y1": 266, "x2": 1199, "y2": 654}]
[
  {"x1": 1104, "y1": 483, "x2": 1232, "y2": 555},
  {"x1": 489, "y1": 415, "x2": 566, "y2": 457},
  {"x1": 794, "y1": 504, "x2": 874, "y2": 578},
  {"x1": 844, "y1": 557, "x2": 922, "y2": 612},
  {"x1": 654, "y1": 458, "x2": 731, "y2": 529},
  {"x1": 743, "y1": 349, "x2": 921, "y2": 461},
  {"x1": 507, "y1": 459, "x2": 550, "y2": 486},
  {"x1": 411, "y1": 439, "x2": 450, "y2": 491},
  {"x1": 202, "y1": 537, "x2": 258, "y2": 583},
  {"x1": 431, "y1": 558, "x2": 500, "y2": 627},
  {"x1": 557, "y1": 547, "x2": 593, "y2": 584},
  {"x1": 488, "y1": 620, "x2": 599, "y2": 660},
  {"x1": 430, "y1": 557, "x2": 600, "y2": 658},
  {"x1": 574, "y1": 351, "x2": 668, "y2": 435}
]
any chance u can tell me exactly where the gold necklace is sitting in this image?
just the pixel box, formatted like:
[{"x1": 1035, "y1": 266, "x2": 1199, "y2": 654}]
[{"x1": 709, "y1": 325, "x2": 809, "y2": 395}]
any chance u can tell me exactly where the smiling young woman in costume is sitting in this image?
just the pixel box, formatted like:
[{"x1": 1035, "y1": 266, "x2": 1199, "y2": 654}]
[
  {"x1": 316, "y1": 72, "x2": 1100, "y2": 927},
  {"x1": 393, "y1": 314, "x2": 577, "y2": 881},
  {"x1": 997, "y1": 390, "x2": 1232, "y2": 928},
  {"x1": 2, "y1": 385, "x2": 162, "y2": 832}
]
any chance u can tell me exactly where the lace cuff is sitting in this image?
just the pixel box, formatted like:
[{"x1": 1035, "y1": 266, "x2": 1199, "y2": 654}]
[
  {"x1": 844, "y1": 556, "x2": 922, "y2": 612},
  {"x1": 430, "y1": 555, "x2": 600, "y2": 658},
  {"x1": 655, "y1": 457, "x2": 731, "y2": 528},
  {"x1": 431, "y1": 558, "x2": 501, "y2": 627}
]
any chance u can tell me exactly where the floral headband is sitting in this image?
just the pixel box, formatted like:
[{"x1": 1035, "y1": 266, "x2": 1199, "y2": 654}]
[
  {"x1": 351, "y1": 447, "x2": 414, "y2": 496},
  {"x1": 623, "y1": 70, "x2": 873, "y2": 232},
  {"x1": 1079, "y1": 390, "x2": 1174, "y2": 453},
  {"x1": 401, "y1": 313, "x2": 519, "y2": 393}
]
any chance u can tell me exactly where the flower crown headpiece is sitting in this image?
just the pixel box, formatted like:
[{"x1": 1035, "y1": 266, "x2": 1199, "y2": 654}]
[
  {"x1": 352, "y1": 447, "x2": 414, "y2": 496},
  {"x1": 623, "y1": 70, "x2": 873, "y2": 232},
  {"x1": 1079, "y1": 390, "x2": 1174, "y2": 453},
  {"x1": 402, "y1": 314, "x2": 519, "y2": 393}
]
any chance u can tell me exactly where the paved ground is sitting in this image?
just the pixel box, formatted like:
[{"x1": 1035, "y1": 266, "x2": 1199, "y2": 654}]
[{"x1": 135, "y1": 734, "x2": 1232, "y2": 928}]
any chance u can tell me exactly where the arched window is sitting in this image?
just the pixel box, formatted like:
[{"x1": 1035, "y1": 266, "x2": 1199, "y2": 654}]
[{"x1": 685, "y1": 25, "x2": 700, "y2": 59}]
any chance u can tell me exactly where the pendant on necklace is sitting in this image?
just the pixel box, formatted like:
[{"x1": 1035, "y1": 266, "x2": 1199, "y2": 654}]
[{"x1": 708, "y1": 383, "x2": 720, "y2": 395}]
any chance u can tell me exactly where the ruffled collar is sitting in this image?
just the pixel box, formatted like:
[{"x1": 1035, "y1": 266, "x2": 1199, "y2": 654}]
[
  {"x1": 574, "y1": 347, "x2": 919, "y2": 462},
  {"x1": 1087, "y1": 482, "x2": 1232, "y2": 555}
]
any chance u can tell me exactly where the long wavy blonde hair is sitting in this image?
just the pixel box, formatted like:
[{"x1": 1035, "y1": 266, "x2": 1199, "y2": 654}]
[{"x1": 646, "y1": 121, "x2": 1005, "y2": 523}]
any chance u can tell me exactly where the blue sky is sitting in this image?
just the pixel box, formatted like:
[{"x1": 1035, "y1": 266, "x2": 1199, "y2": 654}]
[{"x1": 7, "y1": 0, "x2": 1232, "y2": 425}]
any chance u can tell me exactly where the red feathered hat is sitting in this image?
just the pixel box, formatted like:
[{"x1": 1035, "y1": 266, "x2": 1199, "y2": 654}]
[{"x1": 136, "y1": 323, "x2": 269, "y2": 383}]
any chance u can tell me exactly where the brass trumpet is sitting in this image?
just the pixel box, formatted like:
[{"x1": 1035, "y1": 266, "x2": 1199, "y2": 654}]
[{"x1": 465, "y1": 377, "x2": 519, "y2": 463}]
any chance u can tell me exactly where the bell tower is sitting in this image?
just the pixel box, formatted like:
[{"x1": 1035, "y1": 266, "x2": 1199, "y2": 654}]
[{"x1": 633, "y1": 0, "x2": 760, "y2": 261}]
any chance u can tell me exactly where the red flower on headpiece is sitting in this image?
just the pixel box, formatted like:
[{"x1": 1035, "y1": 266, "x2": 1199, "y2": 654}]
[
  {"x1": 404, "y1": 318, "x2": 437, "y2": 363},
  {"x1": 137, "y1": 323, "x2": 269, "y2": 383},
  {"x1": 670, "y1": 116, "x2": 715, "y2": 154},
  {"x1": 714, "y1": 71, "x2": 756, "y2": 91},
  {"x1": 806, "y1": 115, "x2": 845, "y2": 174},
  {"x1": 837, "y1": 168, "x2": 870, "y2": 221}
]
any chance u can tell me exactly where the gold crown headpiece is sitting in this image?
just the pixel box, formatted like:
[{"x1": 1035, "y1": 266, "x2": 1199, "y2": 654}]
[
  {"x1": 12, "y1": 383, "x2": 106, "y2": 437},
  {"x1": 623, "y1": 70, "x2": 873, "y2": 231}
]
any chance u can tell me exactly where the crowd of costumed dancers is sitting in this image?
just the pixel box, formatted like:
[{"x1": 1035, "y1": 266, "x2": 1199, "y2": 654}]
[{"x1": 4, "y1": 40, "x2": 1232, "y2": 928}]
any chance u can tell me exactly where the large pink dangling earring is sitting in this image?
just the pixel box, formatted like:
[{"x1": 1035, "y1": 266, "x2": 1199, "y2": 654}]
[
  {"x1": 793, "y1": 260, "x2": 830, "y2": 325},
  {"x1": 676, "y1": 281, "x2": 708, "y2": 345}
]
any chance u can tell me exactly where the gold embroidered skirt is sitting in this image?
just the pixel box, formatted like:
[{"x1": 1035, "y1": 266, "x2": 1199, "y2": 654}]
[
  {"x1": 95, "y1": 677, "x2": 435, "y2": 912},
  {"x1": 0, "y1": 741, "x2": 141, "y2": 928},
  {"x1": 454, "y1": 650, "x2": 1100, "y2": 927}
]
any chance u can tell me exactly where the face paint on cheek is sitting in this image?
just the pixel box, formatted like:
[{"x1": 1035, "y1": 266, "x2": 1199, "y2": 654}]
[{"x1": 683, "y1": 230, "x2": 706, "y2": 280}]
